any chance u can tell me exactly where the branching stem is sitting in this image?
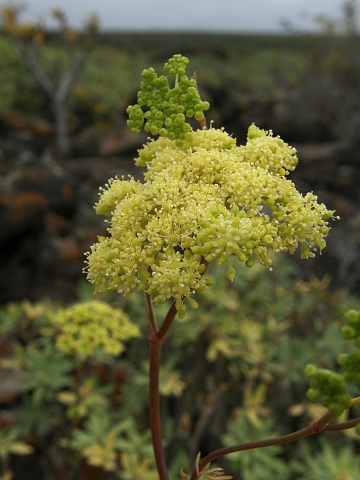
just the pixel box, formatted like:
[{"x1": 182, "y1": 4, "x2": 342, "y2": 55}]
[{"x1": 189, "y1": 410, "x2": 360, "y2": 480}]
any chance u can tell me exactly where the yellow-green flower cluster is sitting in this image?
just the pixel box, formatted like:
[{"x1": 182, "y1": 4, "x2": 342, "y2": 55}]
[
  {"x1": 85, "y1": 125, "x2": 335, "y2": 318},
  {"x1": 54, "y1": 300, "x2": 140, "y2": 357}
]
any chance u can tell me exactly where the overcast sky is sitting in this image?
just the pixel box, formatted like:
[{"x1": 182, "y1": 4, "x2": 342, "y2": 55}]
[{"x1": 18, "y1": 0, "x2": 348, "y2": 32}]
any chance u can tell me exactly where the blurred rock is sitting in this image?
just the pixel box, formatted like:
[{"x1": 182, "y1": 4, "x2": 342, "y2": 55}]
[{"x1": 4, "y1": 109, "x2": 55, "y2": 138}]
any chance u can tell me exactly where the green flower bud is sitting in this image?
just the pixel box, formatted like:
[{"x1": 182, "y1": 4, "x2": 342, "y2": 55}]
[
  {"x1": 245, "y1": 257, "x2": 254, "y2": 268},
  {"x1": 301, "y1": 243, "x2": 311, "y2": 259},
  {"x1": 337, "y1": 393, "x2": 351, "y2": 405},
  {"x1": 188, "y1": 298, "x2": 199, "y2": 309},
  {"x1": 304, "y1": 364, "x2": 317, "y2": 378},
  {"x1": 345, "y1": 309, "x2": 360, "y2": 325},
  {"x1": 329, "y1": 403, "x2": 345, "y2": 416},
  {"x1": 104, "y1": 252, "x2": 114, "y2": 263},
  {"x1": 341, "y1": 325, "x2": 356, "y2": 339},
  {"x1": 247, "y1": 124, "x2": 260, "y2": 140},
  {"x1": 337, "y1": 353, "x2": 348, "y2": 366},
  {"x1": 306, "y1": 388, "x2": 320, "y2": 403},
  {"x1": 236, "y1": 252, "x2": 247, "y2": 262},
  {"x1": 322, "y1": 211, "x2": 335, "y2": 220},
  {"x1": 226, "y1": 267, "x2": 236, "y2": 281}
]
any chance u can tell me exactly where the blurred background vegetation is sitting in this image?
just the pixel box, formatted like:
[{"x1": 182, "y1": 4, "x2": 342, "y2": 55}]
[
  {"x1": 1, "y1": 26, "x2": 360, "y2": 145},
  {"x1": 1, "y1": 1, "x2": 360, "y2": 149}
]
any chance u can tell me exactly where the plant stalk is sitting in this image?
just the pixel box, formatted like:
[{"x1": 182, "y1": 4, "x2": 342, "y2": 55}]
[
  {"x1": 149, "y1": 336, "x2": 169, "y2": 480},
  {"x1": 147, "y1": 296, "x2": 178, "y2": 480}
]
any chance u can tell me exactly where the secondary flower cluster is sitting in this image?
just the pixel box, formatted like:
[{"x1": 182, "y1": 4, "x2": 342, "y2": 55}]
[
  {"x1": 85, "y1": 125, "x2": 335, "y2": 318},
  {"x1": 54, "y1": 300, "x2": 140, "y2": 357}
]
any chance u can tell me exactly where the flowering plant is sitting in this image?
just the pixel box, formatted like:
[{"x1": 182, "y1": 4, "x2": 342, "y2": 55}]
[
  {"x1": 85, "y1": 55, "x2": 360, "y2": 479},
  {"x1": 86, "y1": 55, "x2": 333, "y2": 318}
]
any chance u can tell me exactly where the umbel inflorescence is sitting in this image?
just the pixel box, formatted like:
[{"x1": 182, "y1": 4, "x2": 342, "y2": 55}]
[
  {"x1": 85, "y1": 55, "x2": 336, "y2": 318},
  {"x1": 54, "y1": 300, "x2": 140, "y2": 357}
]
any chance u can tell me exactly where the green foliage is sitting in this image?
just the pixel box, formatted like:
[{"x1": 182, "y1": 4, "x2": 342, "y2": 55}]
[
  {"x1": 294, "y1": 440, "x2": 360, "y2": 480},
  {"x1": 121, "y1": 254, "x2": 360, "y2": 476},
  {"x1": 0, "y1": 297, "x2": 157, "y2": 479},
  {"x1": 1, "y1": 253, "x2": 360, "y2": 478},
  {"x1": 0, "y1": 426, "x2": 33, "y2": 458},
  {"x1": 56, "y1": 378, "x2": 112, "y2": 421},
  {"x1": 2, "y1": 30, "x2": 360, "y2": 148},
  {"x1": 17, "y1": 342, "x2": 74, "y2": 404},
  {"x1": 13, "y1": 394, "x2": 61, "y2": 439},
  {"x1": 63, "y1": 412, "x2": 123, "y2": 471},
  {"x1": 70, "y1": 48, "x2": 148, "y2": 129},
  {"x1": 162, "y1": 256, "x2": 359, "y2": 399},
  {"x1": 114, "y1": 358, "x2": 187, "y2": 423},
  {"x1": 0, "y1": 426, "x2": 33, "y2": 480},
  {"x1": 222, "y1": 410, "x2": 289, "y2": 480},
  {"x1": 0, "y1": 35, "x2": 44, "y2": 115},
  {"x1": 64, "y1": 414, "x2": 157, "y2": 477}
]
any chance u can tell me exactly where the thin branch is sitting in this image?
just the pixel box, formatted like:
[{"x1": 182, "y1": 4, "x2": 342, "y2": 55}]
[
  {"x1": 190, "y1": 410, "x2": 338, "y2": 480},
  {"x1": 56, "y1": 52, "x2": 87, "y2": 103},
  {"x1": 324, "y1": 416, "x2": 360, "y2": 432},
  {"x1": 11, "y1": 38, "x2": 55, "y2": 97},
  {"x1": 158, "y1": 301, "x2": 178, "y2": 342},
  {"x1": 145, "y1": 292, "x2": 158, "y2": 335}
]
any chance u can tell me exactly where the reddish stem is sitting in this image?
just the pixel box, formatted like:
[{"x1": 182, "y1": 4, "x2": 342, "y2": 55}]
[
  {"x1": 158, "y1": 301, "x2": 178, "y2": 342},
  {"x1": 149, "y1": 336, "x2": 169, "y2": 480},
  {"x1": 324, "y1": 416, "x2": 360, "y2": 432},
  {"x1": 147, "y1": 297, "x2": 178, "y2": 480},
  {"x1": 145, "y1": 291, "x2": 158, "y2": 334},
  {"x1": 189, "y1": 410, "x2": 360, "y2": 480}
]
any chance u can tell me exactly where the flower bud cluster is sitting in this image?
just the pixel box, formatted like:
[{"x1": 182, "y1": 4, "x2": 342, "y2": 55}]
[
  {"x1": 304, "y1": 364, "x2": 351, "y2": 416},
  {"x1": 126, "y1": 54, "x2": 209, "y2": 143},
  {"x1": 338, "y1": 309, "x2": 360, "y2": 385},
  {"x1": 54, "y1": 300, "x2": 140, "y2": 357},
  {"x1": 85, "y1": 124, "x2": 335, "y2": 318},
  {"x1": 305, "y1": 309, "x2": 360, "y2": 415}
]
